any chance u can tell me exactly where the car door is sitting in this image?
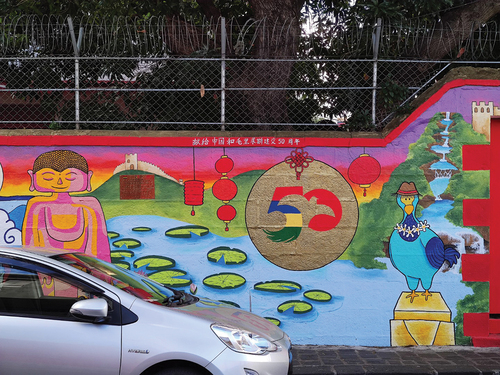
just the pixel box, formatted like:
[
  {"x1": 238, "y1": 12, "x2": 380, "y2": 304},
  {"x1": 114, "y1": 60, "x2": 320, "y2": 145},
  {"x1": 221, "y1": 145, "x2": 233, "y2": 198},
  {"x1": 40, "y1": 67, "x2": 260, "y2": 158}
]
[{"x1": 0, "y1": 255, "x2": 122, "y2": 375}]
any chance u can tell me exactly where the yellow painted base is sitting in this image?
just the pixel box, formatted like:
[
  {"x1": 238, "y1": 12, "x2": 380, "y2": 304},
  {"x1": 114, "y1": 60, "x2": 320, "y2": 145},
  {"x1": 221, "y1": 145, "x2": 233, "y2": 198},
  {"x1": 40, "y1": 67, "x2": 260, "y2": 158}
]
[
  {"x1": 391, "y1": 320, "x2": 455, "y2": 346},
  {"x1": 394, "y1": 291, "x2": 451, "y2": 322},
  {"x1": 390, "y1": 292, "x2": 455, "y2": 346}
]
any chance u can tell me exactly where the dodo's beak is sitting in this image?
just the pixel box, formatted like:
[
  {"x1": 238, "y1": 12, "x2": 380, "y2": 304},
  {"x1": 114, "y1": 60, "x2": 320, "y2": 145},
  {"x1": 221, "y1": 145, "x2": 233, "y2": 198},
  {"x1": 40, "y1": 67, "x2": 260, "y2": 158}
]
[{"x1": 404, "y1": 205, "x2": 414, "y2": 215}]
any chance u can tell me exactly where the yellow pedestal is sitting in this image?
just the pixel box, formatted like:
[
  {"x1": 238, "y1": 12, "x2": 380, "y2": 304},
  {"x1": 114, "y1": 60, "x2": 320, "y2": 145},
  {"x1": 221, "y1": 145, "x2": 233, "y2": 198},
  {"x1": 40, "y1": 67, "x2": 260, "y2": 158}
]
[{"x1": 390, "y1": 292, "x2": 455, "y2": 346}]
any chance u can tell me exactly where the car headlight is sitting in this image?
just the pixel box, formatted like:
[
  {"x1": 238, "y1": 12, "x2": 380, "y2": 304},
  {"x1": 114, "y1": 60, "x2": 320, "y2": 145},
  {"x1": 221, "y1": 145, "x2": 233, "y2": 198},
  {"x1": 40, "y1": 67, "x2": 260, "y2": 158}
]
[{"x1": 211, "y1": 324, "x2": 279, "y2": 355}]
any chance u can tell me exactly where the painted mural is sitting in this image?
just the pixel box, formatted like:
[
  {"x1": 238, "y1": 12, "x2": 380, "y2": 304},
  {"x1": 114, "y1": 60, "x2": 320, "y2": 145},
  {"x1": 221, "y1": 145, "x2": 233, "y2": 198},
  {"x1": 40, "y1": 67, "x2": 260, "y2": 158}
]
[{"x1": 0, "y1": 78, "x2": 498, "y2": 347}]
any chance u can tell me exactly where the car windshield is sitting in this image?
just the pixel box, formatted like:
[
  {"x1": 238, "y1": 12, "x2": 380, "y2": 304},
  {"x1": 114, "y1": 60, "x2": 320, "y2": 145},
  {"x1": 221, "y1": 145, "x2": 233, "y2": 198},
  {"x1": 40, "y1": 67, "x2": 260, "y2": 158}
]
[{"x1": 51, "y1": 253, "x2": 176, "y2": 304}]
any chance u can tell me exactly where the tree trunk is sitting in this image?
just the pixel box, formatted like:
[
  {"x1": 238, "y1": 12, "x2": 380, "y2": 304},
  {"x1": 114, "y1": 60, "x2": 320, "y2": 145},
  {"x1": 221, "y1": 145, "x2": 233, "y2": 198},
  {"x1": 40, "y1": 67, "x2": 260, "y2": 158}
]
[
  {"x1": 418, "y1": 0, "x2": 500, "y2": 63},
  {"x1": 227, "y1": 0, "x2": 304, "y2": 128}
]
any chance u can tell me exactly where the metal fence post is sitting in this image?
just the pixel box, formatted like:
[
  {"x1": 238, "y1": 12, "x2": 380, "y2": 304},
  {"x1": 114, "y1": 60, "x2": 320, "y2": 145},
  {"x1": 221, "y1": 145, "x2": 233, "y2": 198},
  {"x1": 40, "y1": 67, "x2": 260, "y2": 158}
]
[
  {"x1": 68, "y1": 17, "x2": 84, "y2": 130},
  {"x1": 372, "y1": 18, "x2": 382, "y2": 127},
  {"x1": 221, "y1": 17, "x2": 226, "y2": 131}
]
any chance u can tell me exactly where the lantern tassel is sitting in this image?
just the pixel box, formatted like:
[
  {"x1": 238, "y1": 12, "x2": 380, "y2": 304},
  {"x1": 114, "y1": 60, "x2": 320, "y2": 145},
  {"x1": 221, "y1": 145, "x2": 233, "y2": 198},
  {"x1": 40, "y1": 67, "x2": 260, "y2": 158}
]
[{"x1": 191, "y1": 207, "x2": 195, "y2": 216}]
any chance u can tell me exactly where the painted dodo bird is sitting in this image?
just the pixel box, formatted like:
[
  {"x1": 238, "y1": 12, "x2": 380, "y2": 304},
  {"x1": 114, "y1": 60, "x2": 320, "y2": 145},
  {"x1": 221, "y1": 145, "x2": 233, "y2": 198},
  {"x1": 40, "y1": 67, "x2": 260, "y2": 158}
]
[{"x1": 388, "y1": 182, "x2": 460, "y2": 303}]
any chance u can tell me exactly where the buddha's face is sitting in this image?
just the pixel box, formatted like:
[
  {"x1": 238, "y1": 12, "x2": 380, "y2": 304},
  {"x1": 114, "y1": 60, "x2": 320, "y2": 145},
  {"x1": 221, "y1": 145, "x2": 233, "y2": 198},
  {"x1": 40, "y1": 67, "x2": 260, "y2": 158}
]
[{"x1": 30, "y1": 168, "x2": 91, "y2": 193}]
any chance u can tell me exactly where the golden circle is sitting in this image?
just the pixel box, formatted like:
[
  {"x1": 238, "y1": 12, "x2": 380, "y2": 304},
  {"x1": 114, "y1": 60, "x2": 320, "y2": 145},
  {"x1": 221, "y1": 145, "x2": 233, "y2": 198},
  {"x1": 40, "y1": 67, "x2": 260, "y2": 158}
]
[{"x1": 245, "y1": 160, "x2": 358, "y2": 270}]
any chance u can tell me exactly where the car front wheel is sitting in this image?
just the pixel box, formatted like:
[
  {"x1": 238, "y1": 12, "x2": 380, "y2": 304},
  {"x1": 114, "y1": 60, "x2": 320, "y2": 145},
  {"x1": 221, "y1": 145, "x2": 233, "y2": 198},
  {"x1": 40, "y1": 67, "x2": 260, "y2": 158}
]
[{"x1": 153, "y1": 366, "x2": 206, "y2": 375}]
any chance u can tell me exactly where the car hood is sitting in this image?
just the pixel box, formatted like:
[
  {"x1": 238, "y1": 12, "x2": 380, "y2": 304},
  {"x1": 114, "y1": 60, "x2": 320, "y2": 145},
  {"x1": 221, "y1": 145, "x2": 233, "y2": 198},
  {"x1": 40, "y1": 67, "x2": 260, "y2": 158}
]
[{"x1": 175, "y1": 297, "x2": 286, "y2": 342}]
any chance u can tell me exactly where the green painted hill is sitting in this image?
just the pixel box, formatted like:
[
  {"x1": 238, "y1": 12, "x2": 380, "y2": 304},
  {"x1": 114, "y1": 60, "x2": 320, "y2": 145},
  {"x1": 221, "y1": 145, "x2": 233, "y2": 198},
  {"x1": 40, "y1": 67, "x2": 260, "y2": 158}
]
[{"x1": 87, "y1": 169, "x2": 265, "y2": 237}]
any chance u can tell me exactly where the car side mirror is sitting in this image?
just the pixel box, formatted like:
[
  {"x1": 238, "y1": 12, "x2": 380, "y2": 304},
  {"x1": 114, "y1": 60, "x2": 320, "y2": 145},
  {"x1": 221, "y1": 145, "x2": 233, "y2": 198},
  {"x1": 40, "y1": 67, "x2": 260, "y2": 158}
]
[{"x1": 70, "y1": 298, "x2": 108, "y2": 323}]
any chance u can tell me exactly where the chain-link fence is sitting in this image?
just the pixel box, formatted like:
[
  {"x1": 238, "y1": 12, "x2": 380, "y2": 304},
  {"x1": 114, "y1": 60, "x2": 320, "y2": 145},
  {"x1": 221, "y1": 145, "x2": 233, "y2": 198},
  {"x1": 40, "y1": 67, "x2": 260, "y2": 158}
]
[{"x1": 1, "y1": 15, "x2": 500, "y2": 132}]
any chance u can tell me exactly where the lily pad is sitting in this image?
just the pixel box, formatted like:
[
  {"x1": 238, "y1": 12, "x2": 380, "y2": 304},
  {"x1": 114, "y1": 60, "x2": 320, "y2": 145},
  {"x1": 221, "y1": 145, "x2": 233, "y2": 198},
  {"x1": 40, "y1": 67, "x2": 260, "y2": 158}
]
[
  {"x1": 265, "y1": 317, "x2": 281, "y2": 326},
  {"x1": 304, "y1": 289, "x2": 332, "y2": 302},
  {"x1": 110, "y1": 250, "x2": 135, "y2": 261},
  {"x1": 113, "y1": 261, "x2": 131, "y2": 270},
  {"x1": 112, "y1": 238, "x2": 141, "y2": 249},
  {"x1": 132, "y1": 227, "x2": 152, "y2": 232},
  {"x1": 218, "y1": 300, "x2": 241, "y2": 308},
  {"x1": 277, "y1": 300, "x2": 313, "y2": 314},
  {"x1": 207, "y1": 247, "x2": 247, "y2": 265},
  {"x1": 134, "y1": 256, "x2": 176, "y2": 271},
  {"x1": 107, "y1": 231, "x2": 120, "y2": 239},
  {"x1": 254, "y1": 280, "x2": 302, "y2": 293},
  {"x1": 203, "y1": 273, "x2": 246, "y2": 289},
  {"x1": 165, "y1": 225, "x2": 210, "y2": 238},
  {"x1": 149, "y1": 269, "x2": 192, "y2": 287}
]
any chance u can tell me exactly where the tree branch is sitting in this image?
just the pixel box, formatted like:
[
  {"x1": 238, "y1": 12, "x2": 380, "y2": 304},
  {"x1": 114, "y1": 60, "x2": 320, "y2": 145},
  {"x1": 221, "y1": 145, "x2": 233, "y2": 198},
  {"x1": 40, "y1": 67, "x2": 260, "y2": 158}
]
[
  {"x1": 419, "y1": 0, "x2": 500, "y2": 60},
  {"x1": 195, "y1": 0, "x2": 221, "y2": 20}
]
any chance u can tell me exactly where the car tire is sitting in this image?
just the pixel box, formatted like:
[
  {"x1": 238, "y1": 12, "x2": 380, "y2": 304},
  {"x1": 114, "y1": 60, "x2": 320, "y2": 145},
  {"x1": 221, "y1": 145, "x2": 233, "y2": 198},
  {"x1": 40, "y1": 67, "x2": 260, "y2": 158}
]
[{"x1": 153, "y1": 366, "x2": 204, "y2": 375}]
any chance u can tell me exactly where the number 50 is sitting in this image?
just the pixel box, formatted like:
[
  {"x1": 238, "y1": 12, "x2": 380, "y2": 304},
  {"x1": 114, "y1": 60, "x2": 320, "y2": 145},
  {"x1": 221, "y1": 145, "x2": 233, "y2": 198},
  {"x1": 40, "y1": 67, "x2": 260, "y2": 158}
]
[{"x1": 268, "y1": 186, "x2": 342, "y2": 232}]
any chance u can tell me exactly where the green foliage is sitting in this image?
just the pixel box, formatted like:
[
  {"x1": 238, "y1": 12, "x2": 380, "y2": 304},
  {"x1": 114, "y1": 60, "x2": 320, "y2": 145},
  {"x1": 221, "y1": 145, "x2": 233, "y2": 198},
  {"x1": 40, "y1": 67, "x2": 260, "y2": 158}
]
[
  {"x1": 447, "y1": 170, "x2": 489, "y2": 201},
  {"x1": 446, "y1": 113, "x2": 489, "y2": 167},
  {"x1": 0, "y1": 0, "x2": 199, "y2": 19},
  {"x1": 454, "y1": 281, "x2": 489, "y2": 345},
  {"x1": 345, "y1": 109, "x2": 373, "y2": 131},
  {"x1": 445, "y1": 169, "x2": 489, "y2": 232},
  {"x1": 342, "y1": 115, "x2": 438, "y2": 268},
  {"x1": 443, "y1": 113, "x2": 489, "y2": 230},
  {"x1": 347, "y1": 0, "x2": 468, "y2": 24},
  {"x1": 379, "y1": 74, "x2": 410, "y2": 114},
  {"x1": 130, "y1": 59, "x2": 223, "y2": 129},
  {"x1": 354, "y1": 0, "x2": 403, "y2": 21}
]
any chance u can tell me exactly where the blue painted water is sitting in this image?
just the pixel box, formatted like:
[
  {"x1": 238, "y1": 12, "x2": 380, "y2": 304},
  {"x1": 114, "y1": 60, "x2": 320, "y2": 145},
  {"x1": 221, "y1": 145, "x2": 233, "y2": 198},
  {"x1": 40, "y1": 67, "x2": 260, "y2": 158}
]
[
  {"x1": 430, "y1": 178, "x2": 450, "y2": 198},
  {"x1": 430, "y1": 160, "x2": 458, "y2": 171},
  {"x1": 441, "y1": 117, "x2": 453, "y2": 135},
  {"x1": 106, "y1": 215, "x2": 471, "y2": 346},
  {"x1": 431, "y1": 144, "x2": 452, "y2": 155}
]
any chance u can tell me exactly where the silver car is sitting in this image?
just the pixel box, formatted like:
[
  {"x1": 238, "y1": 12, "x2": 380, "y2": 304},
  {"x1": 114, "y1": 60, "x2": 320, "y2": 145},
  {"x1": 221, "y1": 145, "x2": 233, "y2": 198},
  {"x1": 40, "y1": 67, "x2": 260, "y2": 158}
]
[{"x1": 0, "y1": 247, "x2": 292, "y2": 375}]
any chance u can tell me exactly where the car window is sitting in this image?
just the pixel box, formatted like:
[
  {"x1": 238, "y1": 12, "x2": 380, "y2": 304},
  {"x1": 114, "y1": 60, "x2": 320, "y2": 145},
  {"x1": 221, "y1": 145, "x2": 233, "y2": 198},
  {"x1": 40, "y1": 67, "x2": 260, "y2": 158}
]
[
  {"x1": 52, "y1": 253, "x2": 176, "y2": 304},
  {"x1": 0, "y1": 256, "x2": 104, "y2": 320}
]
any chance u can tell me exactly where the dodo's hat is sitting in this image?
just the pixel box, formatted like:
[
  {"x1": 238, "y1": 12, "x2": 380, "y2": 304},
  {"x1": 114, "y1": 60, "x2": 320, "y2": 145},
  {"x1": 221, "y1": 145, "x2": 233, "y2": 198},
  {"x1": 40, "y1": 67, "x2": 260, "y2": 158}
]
[{"x1": 394, "y1": 182, "x2": 420, "y2": 196}]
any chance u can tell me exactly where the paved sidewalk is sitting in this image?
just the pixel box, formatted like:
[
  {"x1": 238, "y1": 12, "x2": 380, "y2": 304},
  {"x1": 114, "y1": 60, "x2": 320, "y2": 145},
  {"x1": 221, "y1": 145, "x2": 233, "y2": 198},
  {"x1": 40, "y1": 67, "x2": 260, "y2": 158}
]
[{"x1": 292, "y1": 345, "x2": 500, "y2": 375}]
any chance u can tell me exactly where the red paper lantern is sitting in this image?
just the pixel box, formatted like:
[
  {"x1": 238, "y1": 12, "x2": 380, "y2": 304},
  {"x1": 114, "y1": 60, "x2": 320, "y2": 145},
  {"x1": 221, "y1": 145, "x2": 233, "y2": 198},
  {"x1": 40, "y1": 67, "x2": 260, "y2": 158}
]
[
  {"x1": 215, "y1": 155, "x2": 234, "y2": 175},
  {"x1": 217, "y1": 204, "x2": 236, "y2": 231},
  {"x1": 214, "y1": 153, "x2": 237, "y2": 230},
  {"x1": 348, "y1": 153, "x2": 381, "y2": 197},
  {"x1": 184, "y1": 180, "x2": 204, "y2": 215},
  {"x1": 212, "y1": 177, "x2": 237, "y2": 203}
]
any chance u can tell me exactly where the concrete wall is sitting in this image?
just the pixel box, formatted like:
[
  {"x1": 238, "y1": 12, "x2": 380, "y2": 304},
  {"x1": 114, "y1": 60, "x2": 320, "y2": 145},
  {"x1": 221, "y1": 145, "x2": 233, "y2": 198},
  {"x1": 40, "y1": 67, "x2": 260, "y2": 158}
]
[{"x1": 1, "y1": 77, "x2": 498, "y2": 347}]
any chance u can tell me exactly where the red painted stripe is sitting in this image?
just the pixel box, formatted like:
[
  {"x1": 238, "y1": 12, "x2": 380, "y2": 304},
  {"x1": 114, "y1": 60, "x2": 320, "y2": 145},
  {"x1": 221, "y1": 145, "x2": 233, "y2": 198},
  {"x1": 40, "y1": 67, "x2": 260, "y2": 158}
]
[
  {"x1": 463, "y1": 313, "x2": 490, "y2": 337},
  {"x1": 462, "y1": 145, "x2": 490, "y2": 171},
  {"x1": 461, "y1": 253, "x2": 490, "y2": 282},
  {"x1": 489, "y1": 117, "x2": 500, "y2": 314},
  {"x1": 462, "y1": 199, "x2": 490, "y2": 226}
]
